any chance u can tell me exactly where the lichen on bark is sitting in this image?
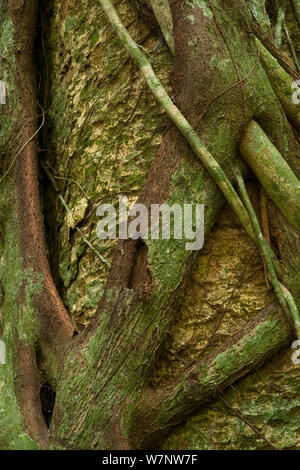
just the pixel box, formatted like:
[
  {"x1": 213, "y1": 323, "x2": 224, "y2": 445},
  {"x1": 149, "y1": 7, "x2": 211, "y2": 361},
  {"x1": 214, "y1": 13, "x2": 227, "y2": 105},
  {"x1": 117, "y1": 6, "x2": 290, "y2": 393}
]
[
  {"x1": 1, "y1": 0, "x2": 300, "y2": 450},
  {"x1": 40, "y1": 0, "x2": 173, "y2": 328}
]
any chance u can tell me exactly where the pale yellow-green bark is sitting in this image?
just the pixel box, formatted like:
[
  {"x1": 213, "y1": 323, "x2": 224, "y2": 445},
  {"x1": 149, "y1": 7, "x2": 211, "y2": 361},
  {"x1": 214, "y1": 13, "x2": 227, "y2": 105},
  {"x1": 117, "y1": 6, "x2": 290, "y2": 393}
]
[{"x1": 149, "y1": 0, "x2": 174, "y2": 54}]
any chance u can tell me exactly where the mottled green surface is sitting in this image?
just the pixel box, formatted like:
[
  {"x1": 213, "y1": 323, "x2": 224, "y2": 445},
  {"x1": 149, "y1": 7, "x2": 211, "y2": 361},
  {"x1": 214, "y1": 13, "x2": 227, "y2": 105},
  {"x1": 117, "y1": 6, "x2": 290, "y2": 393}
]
[
  {"x1": 42, "y1": 0, "x2": 172, "y2": 328},
  {"x1": 0, "y1": 8, "x2": 41, "y2": 449},
  {"x1": 162, "y1": 347, "x2": 300, "y2": 450},
  {"x1": 241, "y1": 121, "x2": 300, "y2": 234},
  {"x1": 152, "y1": 188, "x2": 276, "y2": 386},
  {"x1": 40, "y1": 0, "x2": 300, "y2": 450}
]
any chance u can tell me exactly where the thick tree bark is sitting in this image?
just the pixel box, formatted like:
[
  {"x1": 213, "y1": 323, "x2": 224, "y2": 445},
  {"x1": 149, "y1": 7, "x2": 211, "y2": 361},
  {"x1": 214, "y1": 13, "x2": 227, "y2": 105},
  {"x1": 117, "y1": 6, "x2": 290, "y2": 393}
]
[
  {"x1": 0, "y1": 0, "x2": 300, "y2": 450},
  {"x1": 0, "y1": 0, "x2": 73, "y2": 449},
  {"x1": 49, "y1": 0, "x2": 300, "y2": 449}
]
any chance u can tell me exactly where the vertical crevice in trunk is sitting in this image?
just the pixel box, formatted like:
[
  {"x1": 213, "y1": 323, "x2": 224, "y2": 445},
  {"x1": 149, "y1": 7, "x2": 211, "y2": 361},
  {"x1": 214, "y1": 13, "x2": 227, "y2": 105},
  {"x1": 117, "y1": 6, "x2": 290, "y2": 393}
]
[
  {"x1": 40, "y1": 382, "x2": 56, "y2": 428},
  {"x1": 128, "y1": 239, "x2": 153, "y2": 298},
  {"x1": 34, "y1": 0, "x2": 65, "y2": 296}
]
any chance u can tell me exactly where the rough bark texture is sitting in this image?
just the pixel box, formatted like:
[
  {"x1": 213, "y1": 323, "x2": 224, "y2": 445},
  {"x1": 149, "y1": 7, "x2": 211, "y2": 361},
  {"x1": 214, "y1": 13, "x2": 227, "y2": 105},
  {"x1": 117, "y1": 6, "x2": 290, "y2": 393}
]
[{"x1": 0, "y1": 0, "x2": 300, "y2": 450}]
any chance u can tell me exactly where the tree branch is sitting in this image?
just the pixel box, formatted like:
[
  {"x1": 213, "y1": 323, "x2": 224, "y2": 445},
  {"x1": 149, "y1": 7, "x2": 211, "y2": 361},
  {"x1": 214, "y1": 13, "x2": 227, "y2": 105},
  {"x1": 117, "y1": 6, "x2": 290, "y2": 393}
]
[
  {"x1": 148, "y1": 0, "x2": 174, "y2": 54},
  {"x1": 259, "y1": 42, "x2": 300, "y2": 131},
  {"x1": 0, "y1": 0, "x2": 74, "y2": 449},
  {"x1": 250, "y1": 18, "x2": 299, "y2": 79},
  {"x1": 97, "y1": 0, "x2": 258, "y2": 244},
  {"x1": 135, "y1": 302, "x2": 293, "y2": 448},
  {"x1": 240, "y1": 121, "x2": 300, "y2": 235}
]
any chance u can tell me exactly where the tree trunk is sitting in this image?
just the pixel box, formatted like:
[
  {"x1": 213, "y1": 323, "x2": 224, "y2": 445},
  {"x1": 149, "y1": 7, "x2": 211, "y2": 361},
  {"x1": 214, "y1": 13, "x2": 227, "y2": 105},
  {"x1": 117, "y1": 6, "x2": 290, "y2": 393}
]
[{"x1": 0, "y1": 0, "x2": 299, "y2": 450}]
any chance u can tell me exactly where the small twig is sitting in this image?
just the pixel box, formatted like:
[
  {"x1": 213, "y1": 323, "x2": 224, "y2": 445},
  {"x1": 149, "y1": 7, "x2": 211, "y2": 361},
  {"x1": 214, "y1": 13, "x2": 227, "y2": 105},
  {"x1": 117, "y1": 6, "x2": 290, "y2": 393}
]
[
  {"x1": 250, "y1": 19, "x2": 299, "y2": 79},
  {"x1": 236, "y1": 170, "x2": 300, "y2": 339},
  {"x1": 52, "y1": 174, "x2": 86, "y2": 197},
  {"x1": 291, "y1": 0, "x2": 300, "y2": 29},
  {"x1": 193, "y1": 47, "x2": 261, "y2": 127},
  {"x1": 207, "y1": 0, "x2": 247, "y2": 115},
  {"x1": 98, "y1": 0, "x2": 300, "y2": 336},
  {"x1": 261, "y1": 406, "x2": 280, "y2": 429},
  {"x1": 260, "y1": 187, "x2": 271, "y2": 287},
  {"x1": 216, "y1": 386, "x2": 277, "y2": 450},
  {"x1": 0, "y1": 105, "x2": 45, "y2": 184},
  {"x1": 41, "y1": 162, "x2": 111, "y2": 268}
]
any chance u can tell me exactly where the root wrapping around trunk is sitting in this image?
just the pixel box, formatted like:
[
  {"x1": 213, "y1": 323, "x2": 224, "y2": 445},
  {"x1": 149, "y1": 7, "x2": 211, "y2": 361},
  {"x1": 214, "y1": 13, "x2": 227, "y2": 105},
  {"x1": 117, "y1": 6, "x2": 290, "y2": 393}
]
[
  {"x1": 98, "y1": 0, "x2": 300, "y2": 338},
  {"x1": 135, "y1": 302, "x2": 293, "y2": 448},
  {"x1": 0, "y1": 0, "x2": 74, "y2": 448},
  {"x1": 259, "y1": 43, "x2": 300, "y2": 132},
  {"x1": 1, "y1": 0, "x2": 299, "y2": 449}
]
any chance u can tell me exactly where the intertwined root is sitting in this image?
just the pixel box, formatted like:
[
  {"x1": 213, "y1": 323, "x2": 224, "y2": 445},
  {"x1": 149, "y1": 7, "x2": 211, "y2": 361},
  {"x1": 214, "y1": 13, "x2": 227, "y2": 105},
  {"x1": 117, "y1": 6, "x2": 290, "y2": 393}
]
[{"x1": 1, "y1": 0, "x2": 300, "y2": 449}]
